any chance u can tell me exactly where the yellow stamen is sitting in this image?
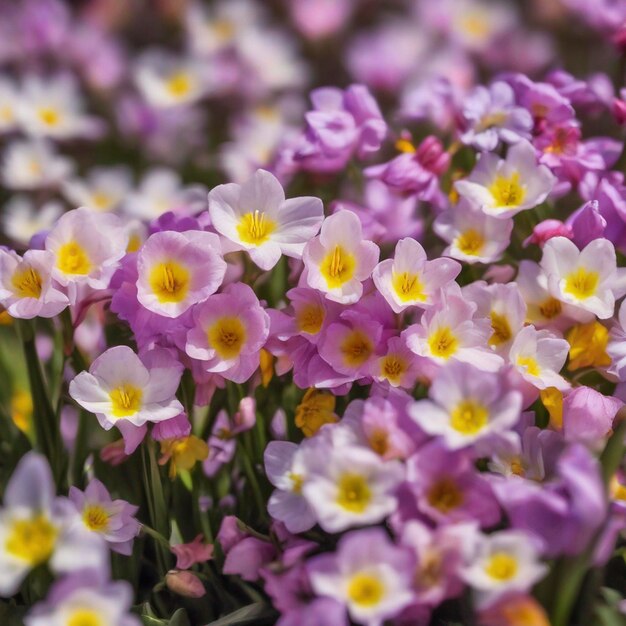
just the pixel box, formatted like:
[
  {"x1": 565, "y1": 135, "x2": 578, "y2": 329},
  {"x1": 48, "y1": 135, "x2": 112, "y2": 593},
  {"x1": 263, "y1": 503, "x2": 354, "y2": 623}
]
[
  {"x1": 237, "y1": 210, "x2": 276, "y2": 245},
  {"x1": 427, "y1": 477, "x2": 464, "y2": 513},
  {"x1": 489, "y1": 311, "x2": 512, "y2": 346},
  {"x1": 11, "y1": 266, "x2": 42, "y2": 299},
  {"x1": 57, "y1": 241, "x2": 92, "y2": 275},
  {"x1": 109, "y1": 384, "x2": 143, "y2": 418},
  {"x1": 450, "y1": 399, "x2": 488, "y2": 435},
  {"x1": 320, "y1": 245, "x2": 356, "y2": 289},
  {"x1": 456, "y1": 229, "x2": 484, "y2": 256},
  {"x1": 489, "y1": 172, "x2": 526, "y2": 207},
  {"x1": 516, "y1": 355, "x2": 541, "y2": 377},
  {"x1": 296, "y1": 303, "x2": 325, "y2": 334},
  {"x1": 340, "y1": 330, "x2": 374, "y2": 368},
  {"x1": 392, "y1": 271, "x2": 426, "y2": 303},
  {"x1": 336, "y1": 473, "x2": 371, "y2": 513},
  {"x1": 347, "y1": 573, "x2": 385, "y2": 607},
  {"x1": 149, "y1": 261, "x2": 190, "y2": 303},
  {"x1": 83, "y1": 505, "x2": 110, "y2": 532},
  {"x1": 564, "y1": 267, "x2": 599, "y2": 300},
  {"x1": 485, "y1": 552, "x2": 518, "y2": 581},
  {"x1": 428, "y1": 326, "x2": 458, "y2": 359},
  {"x1": 207, "y1": 317, "x2": 246, "y2": 359},
  {"x1": 6, "y1": 515, "x2": 57, "y2": 565}
]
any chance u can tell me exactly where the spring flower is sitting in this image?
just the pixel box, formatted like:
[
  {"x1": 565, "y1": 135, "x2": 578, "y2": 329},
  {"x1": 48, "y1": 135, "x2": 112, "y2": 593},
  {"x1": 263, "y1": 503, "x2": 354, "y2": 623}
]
[
  {"x1": 0, "y1": 78, "x2": 18, "y2": 133},
  {"x1": 124, "y1": 168, "x2": 191, "y2": 220},
  {"x1": 69, "y1": 345, "x2": 184, "y2": 431},
  {"x1": 159, "y1": 435, "x2": 209, "y2": 478},
  {"x1": 566, "y1": 321, "x2": 611, "y2": 370},
  {"x1": 302, "y1": 444, "x2": 404, "y2": 532},
  {"x1": 63, "y1": 166, "x2": 132, "y2": 212},
  {"x1": 478, "y1": 593, "x2": 550, "y2": 626},
  {"x1": 1, "y1": 196, "x2": 63, "y2": 246},
  {"x1": 0, "y1": 453, "x2": 106, "y2": 596},
  {"x1": 307, "y1": 528, "x2": 415, "y2": 626},
  {"x1": 209, "y1": 168, "x2": 324, "y2": 271},
  {"x1": 410, "y1": 362, "x2": 521, "y2": 449},
  {"x1": 540, "y1": 236, "x2": 626, "y2": 319},
  {"x1": 434, "y1": 199, "x2": 514, "y2": 264},
  {"x1": 136, "y1": 230, "x2": 226, "y2": 318},
  {"x1": 303, "y1": 210, "x2": 380, "y2": 304},
  {"x1": 0, "y1": 249, "x2": 69, "y2": 318},
  {"x1": 25, "y1": 572, "x2": 141, "y2": 626},
  {"x1": 134, "y1": 50, "x2": 208, "y2": 108},
  {"x1": 608, "y1": 300, "x2": 626, "y2": 380},
  {"x1": 165, "y1": 570, "x2": 206, "y2": 598},
  {"x1": 509, "y1": 325, "x2": 569, "y2": 390},
  {"x1": 403, "y1": 287, "x2": 503, "y2": 372},
  {"x1": 2, "y1": 139, "x2": 74, "y2": 189},
  {"x1": 295, "y1": 388, "x2": 338, "y2": 437},
  {"x1": 372, "y1": 336, "x2": 420, "y2": 389},
  {"x1": 264, "y1": 440, "x2": 317, "y2": 533},
  {"x1": 185, "y1": 282, "x2": 270, "y2": 383},
  {"x1": 459, "y1": 81, "x2": 533, "y2": 151},
  {"x1": 460, "y1": 530, "x2": 547, "y2": 598},
  {"x1": 455, "y1": 140, "x2": 556, "y2": 218},
  {"x1": 45, "y1": 207, "x2": 128, "y2": 298},
  {"x1": 373, "y1": 238, "x2": 461, "y2": 313},
  {"x1": 17, "y1": 75, "x2": 101, "y2": 139},
  {"x1": 171, "y1": 534, "x2": 214, "y2": 570},
  {"x1": 68, "y1": 479, "x2": 140, "y2": 555}
]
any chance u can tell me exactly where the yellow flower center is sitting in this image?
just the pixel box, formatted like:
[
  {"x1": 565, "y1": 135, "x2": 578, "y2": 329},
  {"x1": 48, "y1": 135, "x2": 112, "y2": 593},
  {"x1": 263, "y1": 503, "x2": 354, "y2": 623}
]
[
  {"x1": 83, "y1": 504, "x2": 110, "y2": 532},
  {"x1": 368, "y1": 429, "x2": 389, "y2": 456},
  {"x1": 392, "y1": 271, "x2": 426, "y2": 302},
  {"x1": 476, "y1": 111, "x2": 508, "y2": 132},
  {"x1": 428, "y1": 326, "x2": 458, "y2": 359},
  {"x1": 237, "y1": 210, "x2": 277, "y2": 245},
  {"x1": 296, "y1": 303, "x2": 325, "y2": 334},
  {"x1": 380, "y1": 355, "x2": 407, "y2": 385},
  {"x1": 67, "y1": 609, "x2": 104, "y2": 626},
  {"x1": 11, "y1": 266, "x2": 43, "y2": 299},
  {"x1": 288, "y1": 472, "x2": 304, "y2": 495},
  {"x1": 166, "y1": 72, "x2": 192, "y2": 98},
  {"x1": 11, "y1": 389, "x2": 32, "y2": 433},
  {"x1": 485, "y1": 552, "x2": 519, "y2": 581},
  {"x1": 456, "y1": 229, "x2": 484, "y2": 256},
  {"x1": 489, "y1": 311, "x2": 512, "y2": 347},
  {"x1": 38, "y1": 106, "x2": 60, "y2": 127},
  {"x1": 450, "y1": 399, "x2": 489, "y2": 435},
  {"x1": 336, "y1": 473, "x2": 372, "y2": 513},
  {"x1": 127, "y1": 234, "x2": 142, "y2": 253},
  {"x1": 566, "y1": 321, "x2": 611, "y2": 371},
  {"x1": 460, "y1": 14, "x2": 489, "y2": 38},
  {"x1": 91, "y1": 192, "x2": 113, "y2": 210},
  {"x1": 0, "y1": 105, "x2": 13, "y2": 123},
  {"x1": 516, "y1": 355, "x2": 541, "y2": 377},
  {"x1": 57, "y1": 241, "x2": 92, "y2": 275},
  {"x1": 347, "y1": 573, "x2": 385, "y2": 607},
  {"x1": 109, "y1": 384, "x2": 143, "y2": 418},
  {"x1": 540, "y1": 387, "x2": 563, "y2": 430},
  {"x1": 538, "y1": 297, "x2": 562, "y2": 320},
  {"x1": 395, "y1": 138, "x2": 416, "y2": 153},
  {"x1": 149, "y1": 261, "x2": 190, "y2": 303},
  {"x1": 427, "y1": 477, "x2": 464, "y2": 513},
  {"x1": 489, "y1": 172, "x2": 526, "y2": 207},
  {"x1": 564, "y1": 267, "x2": 599, "y2": 300},
  {"x1": 5, "y1": 515, "x2": 57, "y2": 565},
  {"x1": 610, "y1": 475, "x2": 626, "y2": 502},
  {"x1": 207, "y1": 316, "x2": 247, "y2": 359},
  {"x1": 340, "y1": 330, "x2": 374, "y2": 368},
  {"x1": 320, "y1": 245, "x2": 356, "y2": 289}
]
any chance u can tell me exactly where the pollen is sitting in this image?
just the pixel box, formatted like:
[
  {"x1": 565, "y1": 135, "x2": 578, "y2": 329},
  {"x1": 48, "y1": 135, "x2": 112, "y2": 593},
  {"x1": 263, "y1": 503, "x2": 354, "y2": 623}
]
[
  {"x1": 83, "y1": 504, "x2": 110, "y2": 532},
  {"x1": 427, "y1": 477, "x2": 464, "y2": 513},
  {"x1": 489, "y1": 172, "x2": 526, "y2": 207},
  {"x1": 5, "y1": 514, "x2": 58, "y2": 565},
  {"x1": 455, "y1": 229, "x2": 484, "y2": 256},
  {"x1": 489, "y1": 311, "x2": 512, "y2": 346},
  {"x1": 336, "y1": 473, "x2": 372, "y2": 513},
  {"x1": 57, "y1": 241, "x2": 92, "y2": 275},
  {"x1": 450, "y1": 399, "x2": 489, "y2": 435},
  {"x1": 149, "y1": 261, "x2": 190, "y2": 303},
  {"x1": 428, "y1": 326, "x2": 458, "y2": 360},
  {"x1": 380, "y1": 354, "x2": 406, "y2": 385},
  {"x1": 484, "y1": 552, "x2": 519, "y2": 581},
  {"x1": 288, "y1": 472, "x2": 304, "y2": 494},
  {"x1": 347, "y1": 573, "x2": 385, "y2": 607},
  {"x1": 208, "y1": 316, "x2": 247, "y2": 360},
  {"x1": 11, "y1": 266, "x2": 43, "y2": 299},
  {"x1": 296, "y1": 303, "x2": 325, "y2": 334},
  {"x1": 564, "y1": 267, "x2": 599, "y2": 300},
  {"x1": 538, "y1": 297, "x2": 562, "y2": 320},
  {"x1": 392, "y1": 271, "x2": 426, "y2": 303},
  {"x1": 237, "y1": 210, "x2": 276, "y2": 245},
  {"x1": 340, "y1": 330, "x2": 374, "y2": 368},
  {"x1": 109, "y1": 384, "x2": 143, "y2": 418},
  {"x1": 320, "y1": 245, "x2": 356, "y2": 289},
  {"x1": 516, "y1": 355, "x2": 541, "y2": 377}
]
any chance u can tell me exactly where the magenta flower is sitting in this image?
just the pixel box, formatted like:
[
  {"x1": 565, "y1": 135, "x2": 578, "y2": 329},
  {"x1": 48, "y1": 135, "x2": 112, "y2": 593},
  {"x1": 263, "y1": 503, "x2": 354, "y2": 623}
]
[{"x1": 171, "y1": 534, "x2": 214, "y2": 569}]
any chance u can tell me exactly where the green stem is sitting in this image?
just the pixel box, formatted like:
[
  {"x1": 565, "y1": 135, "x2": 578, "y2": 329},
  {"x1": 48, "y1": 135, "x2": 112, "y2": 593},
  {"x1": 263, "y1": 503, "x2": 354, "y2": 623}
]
[
  {"x1": 141, "y1": 523, "x2": 172, "y2": 551},
  {"x1": 237, "y1": 442, "x2": 266, "y2": 521}
]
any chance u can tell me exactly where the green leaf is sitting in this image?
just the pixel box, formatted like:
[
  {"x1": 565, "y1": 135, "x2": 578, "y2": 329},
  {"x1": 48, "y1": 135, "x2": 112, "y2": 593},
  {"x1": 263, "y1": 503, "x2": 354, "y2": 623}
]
[
  {"x1": 595, "y1": 605, "x2": 626, "y2": 626},
  {"x1": 168, "y1": 609, "x2": 191, "y2": 626},
  {"x1": 206, "y1": 603, "x2": 277, "y2": 626}
]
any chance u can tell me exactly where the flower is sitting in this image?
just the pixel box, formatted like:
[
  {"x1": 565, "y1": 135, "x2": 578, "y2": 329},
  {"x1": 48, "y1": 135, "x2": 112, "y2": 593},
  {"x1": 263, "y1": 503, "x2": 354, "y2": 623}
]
[
  {"x1": 460, "y1": 530, "x2": 547, "y2": 598},
  {"x1": 294, "y1": 389, "x2": 338, "y2": 437},
  {"x1": 171, "y1": 534, "x2": 214, "y2": 569},
  {"x1": 165, "y1": 570, "x2": 206, "y2": 598},
  {"x1": 136, "y1": 229, "x2": 226, "y2": 318},
  {"x1": 540, "y1": 236, "x2": 626, "y2": 319},
  {"x1": 301, "y1": 443, "x2": 404, "y2": 533},
  {"x1": 0, "y1": 453, "x2": 106, "y2": 596},
  {"x1": 410, "y1": 362, "x2": 521, "y2": 449},
  {"x1": 63, "y1": 166, "x2": 132, "y2": 213},
  {"x1": 608, "y1": 300, "x2": 626, "y2": 380},
  {"x1": 159, "y1": 435, "x2": 209, "y2": 478},
  {"x1": 509, "y1": 325, "x2": 569, "y2": 391},
  {"x1": 185, "y1": 282, "x2": 270, "y2": 383},
  {"x1": 25, "y1": 571, "x2": 140, "y2": 626},
  {"x1": 68, "y1": 479, "x2": 140, "y2": 555},
  {"x1": 455, "y1": 140, "x2": 556, "y2": 218},
  {"x1": 566, "y1": 321, "x2": 611, "y2": 370},
  {"x1": 1, "y1": 195, "x2": 63, "y2": 246},
  {"x1": 304, "y1": 210, "x2": 379, "y2": 304},
  {"x1": 69, "y1": 345, "x2": 184, "y2": 432},
  {"x1": 373, "y1": 237, "x2": 461, "y2": 313},
  {"x1": 0, "y1": 249, "x2": 68, "y2": 318},
  {"x1": 209, "y1": 168, "x2": 324, "y2": 270},
  {"x1": 478, "y1": 593, "x2": 550, "y2": 626},
  {"x1": 307, "y1": 528, "x2": 415, "y2": 626}
]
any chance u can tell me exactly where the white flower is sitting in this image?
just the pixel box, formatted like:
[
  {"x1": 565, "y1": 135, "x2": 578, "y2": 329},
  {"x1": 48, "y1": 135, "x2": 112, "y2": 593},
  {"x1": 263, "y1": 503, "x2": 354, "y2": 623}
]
[
  {"x1": 455, "y1": 140, "x2": 556, "y2": 218},
  {"x1": 2, "y1": 196, "x2": 63, "y2": 246},
  {"x1": 0, "y1": 78, "x2": 19, "y2": 133},
  {"x1": 210, "y1": 168, "x2": 324, "y2": 270},
  {"x1": 540, "y1": 236, "x2": 626, "y2": 320},
  {"x1": 123, "y1": 167, "x2": 190, "y2": 220},
  {"x1": 2, "y1": 140, "x2": 74, "y2": 190},
  {"x1": 62, "y1": 166, "x2": 132, "y2": 213}
]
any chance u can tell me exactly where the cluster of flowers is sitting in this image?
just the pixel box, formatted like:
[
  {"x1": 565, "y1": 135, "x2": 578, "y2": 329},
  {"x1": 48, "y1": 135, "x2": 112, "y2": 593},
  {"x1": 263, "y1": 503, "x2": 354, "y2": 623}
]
[{"x1": 1, "y1": 0, "x2": 626, "y2": 625}]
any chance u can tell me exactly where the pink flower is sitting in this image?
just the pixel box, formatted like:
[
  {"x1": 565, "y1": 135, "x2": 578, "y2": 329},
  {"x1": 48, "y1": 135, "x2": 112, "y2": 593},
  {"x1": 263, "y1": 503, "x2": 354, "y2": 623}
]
[{"x1": 171, "y1": 535, "x2": 214, "y2": 570}]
